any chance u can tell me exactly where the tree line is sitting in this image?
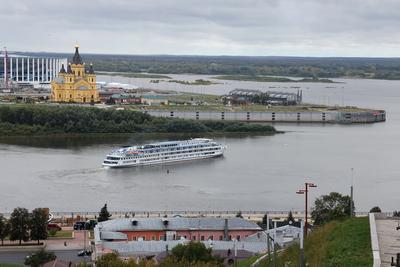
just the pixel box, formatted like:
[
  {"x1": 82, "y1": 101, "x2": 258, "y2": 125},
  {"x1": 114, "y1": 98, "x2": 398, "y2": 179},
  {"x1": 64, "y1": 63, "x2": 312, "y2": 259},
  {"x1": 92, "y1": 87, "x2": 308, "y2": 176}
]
[
  {"x1": 0, "y1": 105, "x2": 276, "y2": 135},
  {"x1": 0, "y1": 208, "x2": 48, "y2": 246}
]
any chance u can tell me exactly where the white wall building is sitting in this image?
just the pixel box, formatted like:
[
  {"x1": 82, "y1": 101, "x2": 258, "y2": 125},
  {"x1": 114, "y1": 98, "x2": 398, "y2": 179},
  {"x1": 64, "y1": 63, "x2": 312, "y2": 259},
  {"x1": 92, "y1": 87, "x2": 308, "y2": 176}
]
[{"x1": 1, "y1": 53, "x2": 67, "y2": 84}]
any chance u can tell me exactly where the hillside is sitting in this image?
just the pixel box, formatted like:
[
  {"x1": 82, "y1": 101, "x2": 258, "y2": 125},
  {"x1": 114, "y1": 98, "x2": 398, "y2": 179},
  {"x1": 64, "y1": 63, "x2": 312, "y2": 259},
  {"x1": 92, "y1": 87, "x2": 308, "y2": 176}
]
[{"x1": 256, "y1": 217, "x2": 372, "y2": 267}]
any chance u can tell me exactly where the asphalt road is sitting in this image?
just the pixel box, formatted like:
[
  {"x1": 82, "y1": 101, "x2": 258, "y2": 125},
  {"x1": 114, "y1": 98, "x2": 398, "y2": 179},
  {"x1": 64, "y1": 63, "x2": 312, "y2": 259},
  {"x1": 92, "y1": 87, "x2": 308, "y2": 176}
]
[{"x1": 0, "y1": 249, "x2": 91, "y2": 265}]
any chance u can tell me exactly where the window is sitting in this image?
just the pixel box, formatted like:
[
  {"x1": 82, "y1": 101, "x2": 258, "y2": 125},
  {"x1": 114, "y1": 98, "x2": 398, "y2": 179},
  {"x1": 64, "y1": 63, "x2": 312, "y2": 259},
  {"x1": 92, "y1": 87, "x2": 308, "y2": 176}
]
[
  {"x1": 209, "y1": 236, "x2": 213, "y2": 240},
  {"x1": 200, "y1": 236, "x2": 205, "y2": 241},
  {"x1": 192, "y1": 236, "x2": 196, "y2": 241},
  {"x1": 219, "y1": 236, "x2": 223, "y2": 240},
  {"x1": 132, "y1": 236, "x2": 136, "y2": 241},
  {"x1": 152, "y1": 236, "x2": 156, "y2": 240},
  {"x1": 236, "y1": 235, "x2": 240, "y2": 241},
  {"x1": 229, "y1": 235, "x2": 232, "y2": 241}
]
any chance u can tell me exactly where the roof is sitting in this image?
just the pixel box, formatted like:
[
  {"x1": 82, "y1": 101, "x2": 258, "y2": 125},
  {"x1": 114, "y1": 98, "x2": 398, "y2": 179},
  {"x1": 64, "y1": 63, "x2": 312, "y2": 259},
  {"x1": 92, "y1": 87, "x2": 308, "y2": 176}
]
[
  {"x1": 141, "y1": 95, "x2": 166, "y2": 99},
  {"x1": 53, "y1": 77, "x2": 65, "y2": 84},
  {"x1": 101, "y1": 239, "x2": 268, "y2": 255},
  {"x1": 72, "y1": 46, "x2": 83, "y2": 65},
  {"x1": 101, "y1": 231, "x2": 128, "y2": 240},
  {"x1": 97, "y1": 217, "x2": 261, "y2": 232}
]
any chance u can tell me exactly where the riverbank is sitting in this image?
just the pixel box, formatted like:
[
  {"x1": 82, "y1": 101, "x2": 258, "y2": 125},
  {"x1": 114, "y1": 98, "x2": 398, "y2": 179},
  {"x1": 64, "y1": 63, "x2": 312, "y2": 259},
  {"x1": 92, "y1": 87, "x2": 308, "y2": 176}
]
[{"x1": 0, "y1": 105, "x2": 277, "y2": 136}]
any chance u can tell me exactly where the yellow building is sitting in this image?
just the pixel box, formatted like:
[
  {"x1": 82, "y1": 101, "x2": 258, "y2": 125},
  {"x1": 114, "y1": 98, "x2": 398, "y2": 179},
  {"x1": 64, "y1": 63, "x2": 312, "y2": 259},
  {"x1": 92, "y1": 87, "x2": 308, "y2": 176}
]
[{"x1": 51, "y1": 45, "x2": 99, "y2": 103}]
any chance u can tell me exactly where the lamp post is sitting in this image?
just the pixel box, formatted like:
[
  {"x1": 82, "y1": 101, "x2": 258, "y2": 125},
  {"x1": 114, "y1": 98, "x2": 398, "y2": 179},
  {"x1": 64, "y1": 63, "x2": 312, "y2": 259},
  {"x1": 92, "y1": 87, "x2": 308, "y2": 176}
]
[{"x1": 296, "y1": 182, "x2": 317, "y2": 237}]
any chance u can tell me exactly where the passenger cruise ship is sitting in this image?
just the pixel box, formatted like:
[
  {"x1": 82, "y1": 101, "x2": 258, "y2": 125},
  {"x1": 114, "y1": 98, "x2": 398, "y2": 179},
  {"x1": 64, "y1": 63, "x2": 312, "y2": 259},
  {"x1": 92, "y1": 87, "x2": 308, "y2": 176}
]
[{"x1": 102, "y1": 138, "x2": 225, "y2": 168}]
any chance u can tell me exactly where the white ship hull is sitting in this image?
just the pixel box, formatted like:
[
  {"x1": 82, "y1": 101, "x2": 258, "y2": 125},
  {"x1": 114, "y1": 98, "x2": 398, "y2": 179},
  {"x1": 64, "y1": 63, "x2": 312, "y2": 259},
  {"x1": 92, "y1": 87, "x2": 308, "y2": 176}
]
[{"x1": 102, "y1": 138, "x2": 225, "y2": 168}]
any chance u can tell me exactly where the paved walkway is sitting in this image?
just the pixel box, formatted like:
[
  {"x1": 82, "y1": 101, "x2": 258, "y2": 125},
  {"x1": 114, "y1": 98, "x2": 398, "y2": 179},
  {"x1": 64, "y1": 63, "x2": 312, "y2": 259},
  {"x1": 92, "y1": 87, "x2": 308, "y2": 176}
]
[
  {"x1": 46, "y1": 230, "x2": 90, "y2": 251},
  {"x1": 376, "y1": 218, "x2": 400, "y2": 266}
]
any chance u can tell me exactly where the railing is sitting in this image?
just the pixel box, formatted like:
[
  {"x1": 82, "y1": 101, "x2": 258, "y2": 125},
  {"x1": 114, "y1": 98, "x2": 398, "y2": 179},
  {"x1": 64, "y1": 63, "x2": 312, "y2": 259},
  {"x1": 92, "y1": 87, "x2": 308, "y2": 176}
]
[{"x1": 1, "y1": 210, "x2": 385, "y2": 218}]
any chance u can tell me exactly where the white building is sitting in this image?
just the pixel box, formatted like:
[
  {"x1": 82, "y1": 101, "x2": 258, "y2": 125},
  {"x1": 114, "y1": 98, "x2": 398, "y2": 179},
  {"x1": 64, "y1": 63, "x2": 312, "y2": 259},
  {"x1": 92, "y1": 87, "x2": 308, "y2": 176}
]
[{"x1": 1, "y1": 52, "x2": 67, "y2": 84}]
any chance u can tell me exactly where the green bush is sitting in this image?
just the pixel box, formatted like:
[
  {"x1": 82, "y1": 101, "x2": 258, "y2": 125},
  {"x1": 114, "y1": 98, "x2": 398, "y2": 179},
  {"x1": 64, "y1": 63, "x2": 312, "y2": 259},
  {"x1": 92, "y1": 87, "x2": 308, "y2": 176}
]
[{"x1": 0, "y1": 105, "x2": 276, "y2": 135}]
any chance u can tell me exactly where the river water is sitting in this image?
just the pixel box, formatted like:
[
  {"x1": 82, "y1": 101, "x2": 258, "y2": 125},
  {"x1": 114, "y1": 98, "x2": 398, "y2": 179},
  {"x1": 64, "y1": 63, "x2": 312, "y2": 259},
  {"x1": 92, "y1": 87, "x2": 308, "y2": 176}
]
[{"x1": 1, "y1": 75, "x2": 400, "y2": 213}]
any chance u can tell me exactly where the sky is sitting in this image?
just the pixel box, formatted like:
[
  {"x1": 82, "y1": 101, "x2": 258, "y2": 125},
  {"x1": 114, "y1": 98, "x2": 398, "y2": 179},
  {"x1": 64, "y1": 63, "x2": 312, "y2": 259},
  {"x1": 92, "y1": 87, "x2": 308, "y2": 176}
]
[{"x1": 1, "y1": 0, "x2": 400, "y2": 57}]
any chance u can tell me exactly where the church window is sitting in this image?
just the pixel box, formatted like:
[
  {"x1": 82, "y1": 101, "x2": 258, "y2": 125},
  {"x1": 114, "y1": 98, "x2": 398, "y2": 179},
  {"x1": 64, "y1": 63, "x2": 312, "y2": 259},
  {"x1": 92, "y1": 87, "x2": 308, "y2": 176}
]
[{"x1": 70, "y1": 94, "x2": 72, "y2": 98}]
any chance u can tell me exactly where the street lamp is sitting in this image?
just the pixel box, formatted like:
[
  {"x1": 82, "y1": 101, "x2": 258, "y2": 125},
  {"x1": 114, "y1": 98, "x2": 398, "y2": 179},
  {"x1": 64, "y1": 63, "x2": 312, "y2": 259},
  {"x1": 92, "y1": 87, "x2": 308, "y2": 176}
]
[{"x1": 296, "y1": 182, "x2": 317, "y2": 237}]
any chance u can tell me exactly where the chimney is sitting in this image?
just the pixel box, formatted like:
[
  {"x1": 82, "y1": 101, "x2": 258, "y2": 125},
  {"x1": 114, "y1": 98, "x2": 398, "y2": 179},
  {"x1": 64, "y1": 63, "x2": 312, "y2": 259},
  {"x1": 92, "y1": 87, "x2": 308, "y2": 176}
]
[{"x1": 223, "y1": 218, "x2": 229, "y2": 241}]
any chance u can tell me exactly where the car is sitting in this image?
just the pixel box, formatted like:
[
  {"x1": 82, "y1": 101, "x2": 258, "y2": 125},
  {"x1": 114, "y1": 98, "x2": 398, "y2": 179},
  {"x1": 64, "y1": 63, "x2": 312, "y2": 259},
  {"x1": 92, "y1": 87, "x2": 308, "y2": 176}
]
[
  {"x1": 77, "y1": 250, "x2": 92, "y2": 257},
  {"x1": 73, "y1": 221, "x2": 86, "y2": 230},
  {"x1": 47, "y1": 223, "x2": 62, "y2": 231}
]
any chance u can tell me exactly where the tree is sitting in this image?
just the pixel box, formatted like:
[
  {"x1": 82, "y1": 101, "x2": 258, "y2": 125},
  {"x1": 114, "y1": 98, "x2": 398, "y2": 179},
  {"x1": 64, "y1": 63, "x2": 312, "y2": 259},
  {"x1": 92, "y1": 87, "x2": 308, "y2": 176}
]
[
  {"x1": 170, "y1": 242, "x2": 223, "y2": 265},
  {"x1": 286, "y1": 211, "x2": 295, "y2": 224},
  {"x1": 262, "y1": 213, "x2": 268, "y2": 225},
  {"x1": 311, "y1": 192, "x2": 354, "y2": 226},
  {"x1": 235, "y1": 211, "x2": 243, "y2": 218},
  {"x1": 24, "y1": 249, "x2": 56, "y2": 267},
  {"x1": 96, "y1": 252, "x2": 156, "y2": 267},
  {"x1": 98, "y1": 204, "x2": 112, "y2": 222},
  {"x1": 0, "y1": 214, "x2": 10, "y2": 246},
  {"x1": 370, "y1": 206, "x2": 382, "y2": 213},
  {"x1": 9, "y1": 207, "x2": 30, "y2": 245},
  {"x1": 30, "y1": 208, "x2": 48, "y2": 245}
]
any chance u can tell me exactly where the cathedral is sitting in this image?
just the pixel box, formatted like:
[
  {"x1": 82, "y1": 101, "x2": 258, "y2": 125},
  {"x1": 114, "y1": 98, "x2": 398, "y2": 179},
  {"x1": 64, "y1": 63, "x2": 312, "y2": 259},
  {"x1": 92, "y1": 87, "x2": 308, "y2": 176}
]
[{"x1": 51, "y1": 45, "x2": 99, "y2": 103}]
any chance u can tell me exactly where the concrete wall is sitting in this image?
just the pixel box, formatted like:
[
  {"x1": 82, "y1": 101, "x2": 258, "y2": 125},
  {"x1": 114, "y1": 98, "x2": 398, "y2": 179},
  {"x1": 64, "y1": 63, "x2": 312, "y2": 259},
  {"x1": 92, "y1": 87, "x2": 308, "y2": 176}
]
[
  {"x1": 369, "y1": 213, "x2": 381, "y2": 267},
  {"x1": 146, "y1": 110, "x2": 386, "y2": 124}
]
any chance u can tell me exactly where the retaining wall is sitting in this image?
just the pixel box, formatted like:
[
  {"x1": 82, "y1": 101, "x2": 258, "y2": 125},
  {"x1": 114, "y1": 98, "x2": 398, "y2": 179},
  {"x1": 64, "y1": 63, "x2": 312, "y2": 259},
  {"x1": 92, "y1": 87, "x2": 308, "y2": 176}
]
[{"x1": 146, "y1": 110, "x2": 386, "y2": 124}]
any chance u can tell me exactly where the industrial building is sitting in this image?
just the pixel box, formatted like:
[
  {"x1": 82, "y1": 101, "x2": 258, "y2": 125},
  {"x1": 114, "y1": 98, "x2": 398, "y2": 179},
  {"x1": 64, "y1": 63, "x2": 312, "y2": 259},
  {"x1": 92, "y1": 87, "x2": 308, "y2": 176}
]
[
  {"x1": 1, "y1": 48, "x2": 67, "y2": 85},
  {"x1": 227, "y1": 88, "x2": 302, "y2": 105}
]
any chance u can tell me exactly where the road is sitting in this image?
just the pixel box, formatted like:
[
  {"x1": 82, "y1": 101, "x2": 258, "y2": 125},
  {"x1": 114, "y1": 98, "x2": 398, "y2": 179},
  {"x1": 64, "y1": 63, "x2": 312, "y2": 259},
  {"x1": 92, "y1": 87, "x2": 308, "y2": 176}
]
[{"x1": 0, "y1": 249, "x2": 90, "y2": 265}]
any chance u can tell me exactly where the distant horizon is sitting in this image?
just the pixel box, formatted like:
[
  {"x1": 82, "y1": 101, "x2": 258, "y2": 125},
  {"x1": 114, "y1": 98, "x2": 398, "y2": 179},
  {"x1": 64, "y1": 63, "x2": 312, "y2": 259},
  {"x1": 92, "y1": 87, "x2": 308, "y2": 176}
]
[{"x1": 6, "y1": 50, "x2": 400, "y2": 59}]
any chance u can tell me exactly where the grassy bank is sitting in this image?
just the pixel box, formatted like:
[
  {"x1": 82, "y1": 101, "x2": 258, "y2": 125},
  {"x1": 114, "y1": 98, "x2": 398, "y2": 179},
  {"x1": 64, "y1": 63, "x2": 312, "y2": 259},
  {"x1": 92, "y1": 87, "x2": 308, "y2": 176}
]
[
  {"x1": 213, "y1": 75, "x2": 336, "y2": 83},
  {"x1": 0, "y1": 105, "x2": 277, "y2": 136},
  {"x1": 257, "y1": 217, "x2": 372, "y2": 267}
]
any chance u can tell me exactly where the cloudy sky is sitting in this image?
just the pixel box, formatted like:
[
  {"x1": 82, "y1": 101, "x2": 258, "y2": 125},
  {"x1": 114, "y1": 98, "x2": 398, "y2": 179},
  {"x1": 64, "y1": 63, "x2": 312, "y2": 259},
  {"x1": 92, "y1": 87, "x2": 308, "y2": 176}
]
[{"x1": 1, "y1": 0, "x2": 399, "y2": 56}]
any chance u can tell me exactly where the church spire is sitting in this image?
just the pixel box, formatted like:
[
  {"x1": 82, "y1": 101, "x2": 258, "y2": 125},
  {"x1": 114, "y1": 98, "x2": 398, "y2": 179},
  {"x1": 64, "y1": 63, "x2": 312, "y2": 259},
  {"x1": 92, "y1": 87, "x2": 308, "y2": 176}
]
[
  {"x1": 59, "y1": 64, "x2": 66, "y2": 73},
  {"x1": 88, "y1": 63, "x2": 95, "y2": 74},
  {"x1": 67, "y1": 63, "x2": 73, "y2": 74},
  {"x1": 72, "y1": 45, "x2": 83, "y2": 64}
]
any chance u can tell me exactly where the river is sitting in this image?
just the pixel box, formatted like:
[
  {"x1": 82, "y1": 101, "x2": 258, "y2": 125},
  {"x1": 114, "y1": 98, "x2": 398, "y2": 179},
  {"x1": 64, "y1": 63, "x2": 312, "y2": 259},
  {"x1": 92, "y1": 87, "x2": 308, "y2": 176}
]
[{"x1": 1, "y1": 75, "x2": 399, "y2": 213}]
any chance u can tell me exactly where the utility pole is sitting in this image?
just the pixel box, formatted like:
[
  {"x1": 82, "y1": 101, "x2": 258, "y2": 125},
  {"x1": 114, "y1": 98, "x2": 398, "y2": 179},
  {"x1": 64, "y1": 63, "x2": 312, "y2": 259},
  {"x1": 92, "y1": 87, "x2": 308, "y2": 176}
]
[
  {"x1": 300, "y1": 219, "x2": 305, "y2": 267},
  {"x1": 350, "y1": 168, "x2": 354, "y2": 217},
  {"x1": 297, "y1": 182, "x2": 317, "y2": 237}
]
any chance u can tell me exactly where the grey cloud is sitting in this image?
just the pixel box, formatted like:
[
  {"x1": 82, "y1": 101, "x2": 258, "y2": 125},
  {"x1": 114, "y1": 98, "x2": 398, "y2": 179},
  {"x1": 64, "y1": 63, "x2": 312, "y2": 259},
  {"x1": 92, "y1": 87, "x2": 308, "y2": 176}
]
[{"x1": 0, "y1": 0, "x2": 399, "y2": 56}]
